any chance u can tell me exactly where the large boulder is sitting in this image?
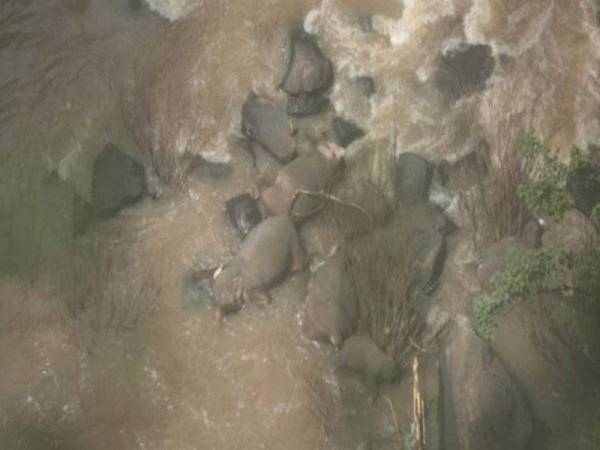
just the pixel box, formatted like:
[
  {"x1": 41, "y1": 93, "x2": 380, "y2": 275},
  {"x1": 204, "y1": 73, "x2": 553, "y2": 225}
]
[
  {"x1": 280, "y1": 29, "x2": 334, "y2": 95},
  {"x1": 434, "y1": 43, "x2": 495, "y2": 100},
  {"x1": 441, "y1": 317, "x2": 533, "y2": 450},
  {"x1": 393, "y1": 152, "x2": 432, "y2": 206},
  {"x1": 332, "y1": 117, "x2": 366, "y2": 148},
  {"x1": 542, "y1": 209, "x2": 594, "y2": 254},
  {"x1": 73, "y1": 143, "x2": 145, "y2": 235}
]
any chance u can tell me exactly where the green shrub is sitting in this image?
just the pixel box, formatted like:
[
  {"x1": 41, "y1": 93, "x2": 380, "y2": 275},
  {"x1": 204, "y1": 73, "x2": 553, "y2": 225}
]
[{"x1": 474, "y1": 244, "x2": 566, "y2": 339}]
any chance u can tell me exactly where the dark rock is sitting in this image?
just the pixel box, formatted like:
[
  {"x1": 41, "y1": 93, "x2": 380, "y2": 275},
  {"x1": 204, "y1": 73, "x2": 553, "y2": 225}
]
[
  {"x1": 332, "y1": 118, "x2": 366, "y2": 148},
  {"x1": 393, "y1": 152, "x2": 432, "y2": 206},
  {"x1": 241, "y1": 93, "x2": 297, "y2": 164},
  {"x1": 92, "y1": 143, "x2": 145, "y2": 218},
  {"x1": 129, "y1": 0, "x2": 143, "y2": 9},
  {"x1": 434, "y1": 43, "x2": 495, "y2": 100},
  {"x1": 182, "y1": 269, "x2": 215, "y2": 308},
  {"x1": 441, "y1": 319, "x2": 533, "y2": 450},
  {"x1": 280, "y1": 29, "x2": 334, "y2": 96},
  {"x1": 225, "y1": 193, "x2": 262, "y2": 239},
  {"x1": 432, "y1": 204, "x2": 457, "y2": 236},
  {"x1": 521, "y1": 219, "x2": 543, "y2": 249},
  {"x1": 411, "y1": 228, "x2": 447, "y2": 290},
  {"x1": 353, "y1": 76, "x2": 376, "y2": 97},
  {"x1": 286, "y1": 94, "x2": 330, "y2": 117},
  {"x1": 73, "y1": 144, "x2": 145, "y2": 235},
  {"x1": 567, "y1": 165, "x2": 600, "y2": 217}
]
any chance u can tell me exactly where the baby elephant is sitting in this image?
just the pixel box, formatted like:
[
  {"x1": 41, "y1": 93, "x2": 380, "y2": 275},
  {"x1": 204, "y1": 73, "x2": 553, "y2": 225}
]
[
  {"x1": 302, "y1": 246, "x2": 357, "y2": 347},
  {"x1": 339, "y1": 336, "x2": 398, "y2": 401},
  {"x1": 261, "y1": 142, "x2": 345, "y2": 219},
  {"x1": 212, "y1": 215, "x2": 306, "y2": 320}
]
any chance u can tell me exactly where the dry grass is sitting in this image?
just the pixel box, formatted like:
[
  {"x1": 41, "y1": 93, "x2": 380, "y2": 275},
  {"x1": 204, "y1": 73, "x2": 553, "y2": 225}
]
[
  {"x1": 346, "y1": 218, "x2": 423, "y2": 366},
  {"x1": 460, "y1": 134, "x2": 529, "y2": 249}
]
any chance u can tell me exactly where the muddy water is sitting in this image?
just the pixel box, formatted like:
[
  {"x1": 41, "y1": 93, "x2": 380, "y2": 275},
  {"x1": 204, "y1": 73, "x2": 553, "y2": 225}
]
[{"x1": 1, "y1": 0, "x2": 599, "y2": 449}]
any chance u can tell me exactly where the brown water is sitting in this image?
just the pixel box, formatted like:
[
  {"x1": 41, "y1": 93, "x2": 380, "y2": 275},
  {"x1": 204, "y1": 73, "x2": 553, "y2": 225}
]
[{"x1": 1, "y1": 0, "x2": 599, "y2": 449}]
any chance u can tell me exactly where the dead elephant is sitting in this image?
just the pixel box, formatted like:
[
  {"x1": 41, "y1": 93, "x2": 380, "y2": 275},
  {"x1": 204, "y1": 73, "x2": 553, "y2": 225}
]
[
  {"x1": 261, "y1": 142, "x2": 345, "y2": 219},
  {"x1": 211, "y1": 215, "x2": 306, "y2": 320},
  {"x1": 339, "y1": 336, "x2": 398, "y2": 401},
  {"x1": 302, "y1": 246, "x2": 357, "y2": 347}
]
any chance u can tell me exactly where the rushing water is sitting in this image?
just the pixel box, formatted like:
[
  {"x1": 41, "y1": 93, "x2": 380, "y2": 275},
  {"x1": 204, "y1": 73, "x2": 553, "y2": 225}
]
[{"x1": 1, "y1": 0, "x2": 599, "y2": 449}]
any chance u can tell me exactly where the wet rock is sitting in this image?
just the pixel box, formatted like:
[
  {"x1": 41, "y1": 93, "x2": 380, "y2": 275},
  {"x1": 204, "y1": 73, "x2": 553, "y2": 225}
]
[
  {"x1": 129, "y1": 0, "x2": 143, "y2": 10},
  {"x1": 72, "y1": 144, "x2": 145, "y2": 235},
  {"x1": 353, "y1": 76, "x2": 376, "y2": 97},
  {"x1": 567, "y1": 165, "x2": 600, "y2": 217},
  {"x1": 286, "y1": 93, "x2": 330, "y2": 117},
  {"x1": 261, "y1": 142, "x2": 345, "y2": 220},
  {"x1": 91, "y1": 144, "x2": 145, "y2": 218},
  {"x1": 182, "y1": 268, "x2": 214, "y2": 308},
  {"x1": 432, "y1": 204, "x2": 457, "y2": 236},
  {"x1": 441, "y1": 317, "x2": 533, "y2": 450},
  {"x1": 241, "y1": 93, "x2": 297, "y2": 164},
  {"x1": 339, "y1": 335, "x2": 398, "y2": 383},
  {"x1": 225, "y1": 193, "x2": 262, "y2": 239},
  {"x1": 393, "y1": 152, "x2": 432, "y2": 206},
  {"x1": 280, "y1": 29, "x2": 334, "y2": 96},
  {"x1": 332, "y1": 117, "x2": 366, "y2": 148},
  {"x1": 212, "y1": 216, "x2": 305, "y2": 319},
  {"x1": 302, "y1": 247, "x2": 357, "y2": 347},
  {"x1": 411, "y1": 228, "x2": 447, "y2": 291},
  {"x1": 434, "y1": 44, "x2": 495, "y2": 100}
]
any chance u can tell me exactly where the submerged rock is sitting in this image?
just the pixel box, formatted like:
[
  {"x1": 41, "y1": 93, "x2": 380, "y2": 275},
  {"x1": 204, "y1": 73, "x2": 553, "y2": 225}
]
[
  {"x1": 332, "y1": 117, "x2": 366, "y2": 148},
  {"x1": 393, "y1": 152, "x2": 432, "y2": 206},
  {"x1": 286, "y1": 93, "x2": 330, "y2": 117},
  {"x1": 225, "y1": 193, "x2": 262, "y2": 239},
  {"x1": 241, "y1": 93, "x2": 297, "y2": 164},
  {"x1": 280, "y1": 29, "x2": 334, "y2": 96},
  {"x1": 434, "y1": 43, "x2": 495, "y2": 100},
  {"x1": 352, "y1": 76, "x2": 376, "y2": 97}
]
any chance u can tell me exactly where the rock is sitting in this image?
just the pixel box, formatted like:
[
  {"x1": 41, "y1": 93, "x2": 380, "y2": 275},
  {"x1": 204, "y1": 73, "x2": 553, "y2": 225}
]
[
  {"x1": 286, "y1": 93, "x2": 330, "y2": 117},
  {"x1": 302, "y1": 247, "x2": 358, "y2": 347},
  {"x1": 280, "y1": 29, "x2": 334, "y2": 95},
  {"x1": 521, "y1": 219, "x2": 543, "y2": 249},
  {"x1": 432, "y1": 204, "x2": 457, "y2": 236},
  {"x1": 91, "y1": 144, "x2": 145, "y2": 218},
  {"x1": 182, "y1": 268, "x2": 214, "y2": 308},
  {"x1": 567, "y1": 165, "x2": 600, "y2": 217},
  {"x1": 441, "y1": 317, "x2": 533, "y2": 450},
  {"x1": 332, "y1": 118, "x2": 366, "y2": 148},
  {"x1": 434, "y1": 43, "x2": 495, "y2": 100},
  {"x1": 352, "y1": 76, "x2": 376, "y2": 97},
  {"x1": 411, "y1": 228, "x2": 447, "y2": 291},
  {"x1": 393, "y1": 152, "x2": 432, "y2": 206},
  {"x1": 542, "y1": 209, "x2": 594, "y2": 254},
  {"x1": 241, "y1": 93, "x2": 297, "y2": 164},
  {"x1": 339, "y1": 336, "x2": 398, "y2": 383},
  {"x1": 225, "y1": 193, "x2": 262, "y2": 239},
  {"x1": 129, "y1": 0, "x2": 143, "y2": 10}
]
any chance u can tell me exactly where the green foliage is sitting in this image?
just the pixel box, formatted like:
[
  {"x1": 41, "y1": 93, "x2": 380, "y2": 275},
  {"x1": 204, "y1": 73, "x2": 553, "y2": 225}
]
[
  {"x1": 474, "y1": 244, "x2": 567, "y2": 339},
  {"x1": 517, "y1": 132, "x2": 571, "y2": 221}
]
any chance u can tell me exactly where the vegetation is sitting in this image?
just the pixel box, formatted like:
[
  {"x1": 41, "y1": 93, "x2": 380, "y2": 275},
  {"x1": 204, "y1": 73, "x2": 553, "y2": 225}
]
[{"x1": 474, "y1": 133, "x2": 600, "y2": 340}]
